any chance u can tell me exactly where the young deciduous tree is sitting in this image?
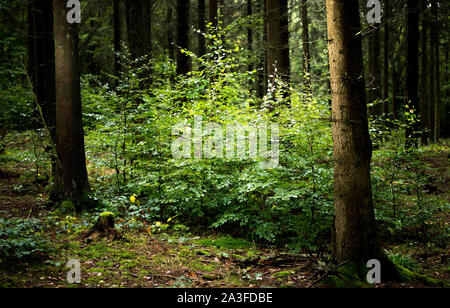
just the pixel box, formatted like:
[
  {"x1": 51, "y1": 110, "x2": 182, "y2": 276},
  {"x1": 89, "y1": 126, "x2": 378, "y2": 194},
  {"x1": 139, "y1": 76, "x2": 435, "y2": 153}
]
[{"x1": 53, "y1": 0, "x2": 89, "y2": 201}]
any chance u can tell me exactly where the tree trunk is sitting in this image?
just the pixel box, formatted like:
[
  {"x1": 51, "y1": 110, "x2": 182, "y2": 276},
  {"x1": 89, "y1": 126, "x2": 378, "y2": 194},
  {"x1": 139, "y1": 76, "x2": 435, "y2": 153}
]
[
  {"x1": 405, "y1": 0, "x2": 419, "y2": 148},
  {"x1": 209, "y1": 0, "x2": 218, "y2": 29},
  {"x1": 125, "y1": 0, "x2": 152, "y2": 84},
  {"x1": 28, "y1": 0, "x2": 58, "y2": 200},
  {"x1": 433, "y1": 1, "x2": 440, "y2": 142},
  {"x1": 113, "y1": 0, "x2": 121, "y2": 85},
  {"x1": 266, "y1": 0, "x2": 290, "y2": 97},
  {"x1": 383, "y1": 0, "x2": 390, "y2": 115},
  {"x1": 53, "y1": 0, "x2": 89, "y2": 201},
  {"x1": 368, "y1": 24, "x2": 381, "y2": 115},
  {"x1": 301, "y1": 0, "x2": 311, "y2": 94},
  {"x1": 198, "y1": 0, "x2": 206, "y2": 58},
  {"x1": 428, "y1": 0, "x2": 436, "y2": 143},
  {"x1": 326, "y1": 0, "x2": 380, "y2": 266},
  {"x1": 176, "y1": 0, "x2": 190, "y2": 75},
  {"x1": 167, "y1": 6, "x2": 175, "y2": 62},
  {"x1": 247, "y1": 0, "x2": 253, "y2": 74},
  {"x1": 420, "y1": 0, "x2": 428, "y2": 144}
]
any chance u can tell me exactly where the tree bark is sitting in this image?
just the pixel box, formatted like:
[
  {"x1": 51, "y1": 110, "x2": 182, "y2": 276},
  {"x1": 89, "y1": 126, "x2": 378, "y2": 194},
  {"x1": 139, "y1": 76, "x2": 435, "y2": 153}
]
[
  {"x1": 125, "y1": 0, "x2": 152, "y2": 84},
  {"x1": 301, "y1": 0, "x2": 311, "y2": 95},
  {"x1": 247, "y1": 0, "x2": 253, "y2": 74},
  {"x1": 420, "y1": 0, "x2": 428, "y2": 144},
  {"x1": 176, "y1": 0, "x2": 190, "y2": 75},
  {"x1": 383, "y1": 0, "x2": 390, "y2": 115},
  {"x1": 326, "y1": 0, "x2": 380, "y2": 265},
  {"x1": 209, "y1": 0, "x2": 218, "y2": 29},
  {"x1": 53, "y1": 0, "x2": 89, "y2": 201},
  {"x1": 405, "y1": 0, "x2": 420, "y2": 148},
  {"x1": 368, "y1": 24, "x2": 381, "y2": 115},
  {"x1": 428, "y1": 0, "x2": 436, "y2": 143},
  {"x1": 198, "y1": 0, "x2": 206, "y2": 58},
  {"x1": 266, "y1": 0, "x2": 290, "y2": 97},
  {"x1": 113, "y1": 0, "x2": 121, "y2": 85}
]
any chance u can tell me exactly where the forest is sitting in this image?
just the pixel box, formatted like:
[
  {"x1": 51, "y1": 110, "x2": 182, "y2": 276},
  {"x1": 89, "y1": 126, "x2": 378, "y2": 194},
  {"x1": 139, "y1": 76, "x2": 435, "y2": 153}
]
[{"x1": 0, "y1": 0, "x2": 448, "y2": 290}]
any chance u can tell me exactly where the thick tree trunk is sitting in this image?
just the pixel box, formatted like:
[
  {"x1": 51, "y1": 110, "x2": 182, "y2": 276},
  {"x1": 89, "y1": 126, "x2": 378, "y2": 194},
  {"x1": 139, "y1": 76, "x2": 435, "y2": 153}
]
[
  {"x1": 405, "y1": 0, "x2": 419, "y2": 148},
  {"x1": 176, "y1": 0, "x2": 190, "y2": 75},
  {"x1": 301, "y1": 0, "x2": 311, "y2": 94},
  {"x1": 266, "y1": 0, "x2": 290, "y2": 97},
  {"x1": 53, "y1": 0, "x2": 89, "y2": 201},
  {"x1": 326, "y1": 0, "x2": 380, "y2": 265}
]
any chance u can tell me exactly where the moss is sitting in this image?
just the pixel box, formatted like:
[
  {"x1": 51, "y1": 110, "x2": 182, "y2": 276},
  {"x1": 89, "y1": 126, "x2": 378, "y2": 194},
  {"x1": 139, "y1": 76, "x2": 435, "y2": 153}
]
[
  {"x1": 195, "y1": 236, "x2": 254, "y2": 249},
  {"x1": 272, "y1": 270, "x2": 295, "y2": 279},
  {"x1": 396, "y1": 265, "x2": 448, "y2": 287},
  {"x1": 326, "y1": 262, "x2": 371, "y2": 288}
]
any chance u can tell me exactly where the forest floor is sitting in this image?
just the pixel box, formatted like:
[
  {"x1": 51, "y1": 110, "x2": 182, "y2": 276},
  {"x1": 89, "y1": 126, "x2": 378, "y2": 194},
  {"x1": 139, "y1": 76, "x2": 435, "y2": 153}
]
[{"x1": 0, "y1": 132, "x2": 448, "y2": 288}]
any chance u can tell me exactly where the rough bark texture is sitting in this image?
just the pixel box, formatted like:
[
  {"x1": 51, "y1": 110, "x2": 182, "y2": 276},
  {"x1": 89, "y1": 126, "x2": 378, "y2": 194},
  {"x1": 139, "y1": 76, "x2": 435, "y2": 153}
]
[
  {"x1": 326, "y1": 0, "x2": 379, "y2": 264},
  {"x1": 53, "y1": 0, "x2": 89, "y2": 201},
  {"x1": 176, "y1": 0, "x2": 190, "y2": 75},
  {"x1": 301, "y1": 0, "x2": 311, "y2": 94},
  {"x1": 406, "y1": 0, "x2": 419, "y2": 147},
  {"x1": 266, "y1": 0, "x2": 290, "y2": 90}
]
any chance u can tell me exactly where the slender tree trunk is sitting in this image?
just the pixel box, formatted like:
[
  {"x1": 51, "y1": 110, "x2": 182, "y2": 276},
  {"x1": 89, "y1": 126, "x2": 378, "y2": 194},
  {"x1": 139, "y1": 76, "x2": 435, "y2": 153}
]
[
  {"x1": 256, "y1": 0, "x2": 266, "y2": 99},
  {"x1": 125, "y1": 0, "x2": 151, "y2": 78},
  {"x1": 301, "y1": 0, "x2": 311, "y2": 94},
  {"x1": 406, "y1": 0, "x2": 420, "y2": 148},
  {"x1": 209, "y1": 0, "x2": 218, "y2": 29},
  {"x1": 383, "y1": 0, "x2": 390, "y2": 115},
  {"x1": 326, "y1": 0, "x2": 381, "y2": 266},
  {"x1": 113, "y1": 0, "x2": 121, "y2": 85},
  {"x1": 176, "y1": 0, "x2": 190, "y2": 75},
  {"x1": 433, "y1": 1, "x2": 440, "y2": 142},
  {"x1": 368, "y1": 24, "x2": 381, "y2": 115},
  {"x1": 428, "y1": 0, "x2": 436, "y2": 143},
  {"x1": 167, "y1": 6, "x2": 175, "y2": 62},
  {"x1": 198, "y1": 0, "x2": 206, "y2": 58},
  {"x1": 28, "y1": 0, "x2": 58, "y2": 200},
  {"x1": 247, "y1": 0, "x2": 253, "y2": 73},
  {"x1": 420, "y1": 0, "x2": 428, "y2": 144},
  {"x1": 53, "y1": 0, "x2": 89, "y2": 201},
  {"x1": 266, "y1": 0, "x2": 290, "y2": 98}
]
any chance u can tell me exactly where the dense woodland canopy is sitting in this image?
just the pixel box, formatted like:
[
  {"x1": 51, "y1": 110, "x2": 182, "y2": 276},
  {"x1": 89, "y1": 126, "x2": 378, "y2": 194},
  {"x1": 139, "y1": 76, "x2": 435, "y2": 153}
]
[{"x1": 0, "y1": 0, "x2": 449, "y2": 288}]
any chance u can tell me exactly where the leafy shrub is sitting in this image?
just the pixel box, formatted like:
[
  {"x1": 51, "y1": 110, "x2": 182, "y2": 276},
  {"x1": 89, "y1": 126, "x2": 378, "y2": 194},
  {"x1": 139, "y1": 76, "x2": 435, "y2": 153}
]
[{"x1": 0, "y1": 218, "x2": 51, "y2": 261}]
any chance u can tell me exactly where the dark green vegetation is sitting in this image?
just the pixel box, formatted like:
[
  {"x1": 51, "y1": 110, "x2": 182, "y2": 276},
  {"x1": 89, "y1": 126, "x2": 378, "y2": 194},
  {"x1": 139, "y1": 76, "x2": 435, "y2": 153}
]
[{"x1": 0, "y1": 0, "x2": 449, "y2": 288}]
